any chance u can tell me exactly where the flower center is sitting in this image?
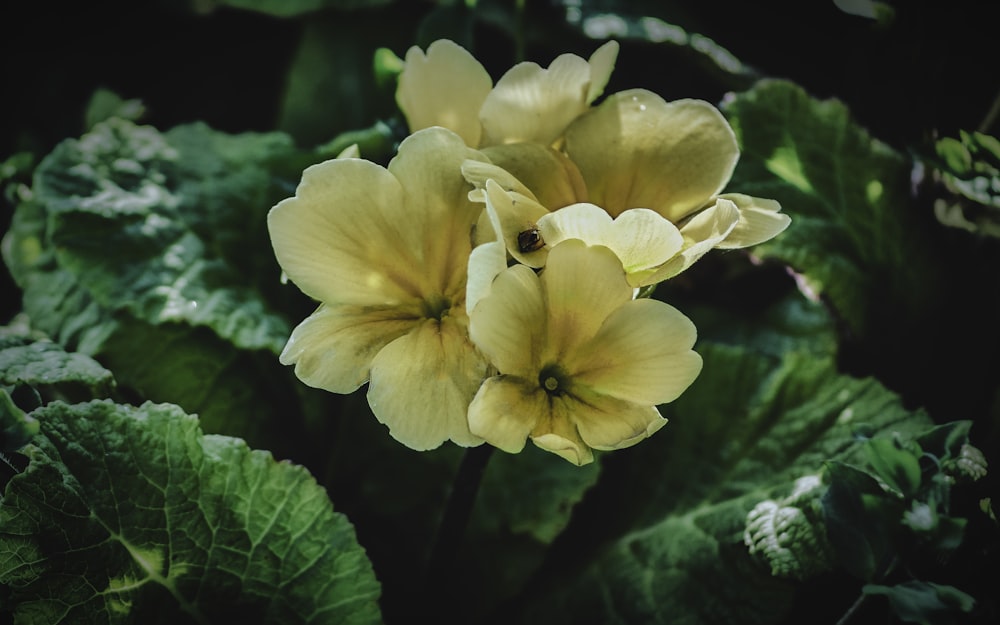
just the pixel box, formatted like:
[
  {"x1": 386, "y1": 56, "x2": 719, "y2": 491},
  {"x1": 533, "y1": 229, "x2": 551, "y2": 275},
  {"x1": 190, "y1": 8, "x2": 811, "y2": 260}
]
[
  {"x1": 420, "y1": 294, "x2": 452, "y2": 321},
  {"x1": 538, "y1": 363, "x2": 569, "y2": 397}
]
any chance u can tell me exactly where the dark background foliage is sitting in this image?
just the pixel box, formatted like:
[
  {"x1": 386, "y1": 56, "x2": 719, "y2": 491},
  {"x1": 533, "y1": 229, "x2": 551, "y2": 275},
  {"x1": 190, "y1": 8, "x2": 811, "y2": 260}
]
[{"x1": 1, "y1": 1, "x2": 998, "y2": 624}]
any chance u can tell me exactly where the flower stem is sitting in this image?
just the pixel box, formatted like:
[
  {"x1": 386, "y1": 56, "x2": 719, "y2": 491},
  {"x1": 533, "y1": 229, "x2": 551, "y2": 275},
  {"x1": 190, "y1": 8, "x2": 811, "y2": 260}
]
[{"x1": 418, "y1": 444, "x2": 494, "y2": 615}]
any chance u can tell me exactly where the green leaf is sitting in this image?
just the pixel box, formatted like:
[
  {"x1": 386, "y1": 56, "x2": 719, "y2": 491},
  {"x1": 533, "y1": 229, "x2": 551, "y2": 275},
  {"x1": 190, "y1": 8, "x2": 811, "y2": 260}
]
[
  {"x1": 0, "y1": 399, "x2": 382, "y2": 625},
  {"x1": 32, "y1": 118, "x2": 294, "y2": 355},
  {"x1": 0, "y1": 389, "x2": 39, "y2": 455},
  {"x1": 0, "y1": 334, "x2": 115, "y2": 405},
  {"x1": 721, "y1": 79, "x2": 941, "y2": 340},
  {"x1": 276, "y1": 15, "x2": 408, "y2": 147},
  {"x1": 508, "y1": 295, "x2": 933, "y2": 624},
  {"x1": 822, "y1": 461, "x2": 900, "y2": 581},
  {"x1": 863, "y1": 581, "x2": 976, "y2": 625},
  {"x1": 2, "y1": 118, "x2": 315, "y2": 449},
  {"x1": 865, "y1": 436, "x2": 923, "y2": 497}
]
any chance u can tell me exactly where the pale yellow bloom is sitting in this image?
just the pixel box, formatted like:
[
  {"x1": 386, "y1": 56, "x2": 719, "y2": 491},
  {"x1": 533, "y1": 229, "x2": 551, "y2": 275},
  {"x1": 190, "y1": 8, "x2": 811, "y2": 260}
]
[
  {"x1": 267, "y1": 127, "x2": 491, "y2": 451},
  {"x1": 396, "y1": 38, "x2": 619, "y2": 149},
  {"x1": 463, "y1": 89, "x2": 791, "y2": 285},
  {"x1": 467, "y1": 239, "x2": 703, "y2": 465}
]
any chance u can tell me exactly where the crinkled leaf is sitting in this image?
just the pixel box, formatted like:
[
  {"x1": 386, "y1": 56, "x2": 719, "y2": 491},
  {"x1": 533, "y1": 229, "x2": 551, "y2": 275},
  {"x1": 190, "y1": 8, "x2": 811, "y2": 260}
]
[
  {"x1": 0, "y1": 399, "x2": 382, "y2": 625},
  {"x1": 721, "y1": 79, "x2": 942, "y2": 340},
  {"x1": 2, "y1": 118, "x2": 315, "y2": 449},
  {"x1": 510, "y1": 294, "x2": 933, "y2": 625},
  {"x1": 0, "y1": 334, "x2": 115, "y2": 405},
  {"x1": 32, "y1": 118, "x2": 293, "y2": 355}
]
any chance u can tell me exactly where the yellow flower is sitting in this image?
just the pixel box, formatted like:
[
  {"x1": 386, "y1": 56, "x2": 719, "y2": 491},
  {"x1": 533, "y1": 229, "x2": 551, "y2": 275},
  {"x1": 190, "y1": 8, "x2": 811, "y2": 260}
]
[
  {"x1": 396, "y1": 38, "x2": 619, "y2": 149},
  {"x1": 463, "y1": 89, "x2": 791, "y2": 284},
  {"x1": 267, "y1": 128, "x2": 490, "y2": 451},
  {"x1": 467, "y1": 239, "x2": 703, "y2": 465}
]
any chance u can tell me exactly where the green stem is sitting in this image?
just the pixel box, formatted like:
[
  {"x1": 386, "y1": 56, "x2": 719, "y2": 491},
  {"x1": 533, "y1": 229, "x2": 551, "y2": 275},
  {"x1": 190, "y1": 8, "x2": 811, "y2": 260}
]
[{"x1": 418, "y1": 444, "x2": 494, "y2": 614}]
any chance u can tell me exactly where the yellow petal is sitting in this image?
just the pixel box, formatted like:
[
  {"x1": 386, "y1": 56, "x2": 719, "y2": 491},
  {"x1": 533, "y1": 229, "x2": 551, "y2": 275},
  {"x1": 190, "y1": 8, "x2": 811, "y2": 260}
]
[
  {"x1": 641, "y1": 197, "x2": 740, "y2": 284},
  {"x1": 480, "y1": 50, "x2": 595, "y2": 146},
  {"x1": 531, "y1": 432, "x2": 594, "y2": 466},
  {"x1": 538, "y1": 205, "x2": 683, "y2": 280},
  {"x1": 465, "y1": 239, "x2": 507, "y2": 316},
  {"x1": 713, "y1": 193, "x2": 791, "y2": 249},
  {"x1": 468, "y1": 376, "x2": 546, "y2": 454},
  {"x1": 469, "y1": 263, "x2": 546, "y2": 375},
  {"x1": 564, "y1": 90, "x2": 739, "y2": 220},
  {"x1": 268, "y1": 158, "x2": 420, "y2": 305},
  {"x1": 585, "y1": 40, "x2": 620, "y2": 104},
  {"x1": 389, "y1": 128, "x2": 486, "y2": 295},
  {"x1": 481, "y1": 143, "x2": 588, "y2": 209},
  {"x1": 540, "y1": 240, "x2": 633, "y2": 362},
  {"x1": 279, "y1": 303, "x2": 417, "y2": 394},
  {"x1": 568, "y1": 298, "x2": 702, "y2": 405},
  {"x1": 564, "y1": 391, "x2": 667, "y2": 452},
  {"x1": 396, "y1": 39, "x2": 492, "y2": 146},
  {"x1": 483, "y1": 178, "x2": 551, "y2": 268},
  {"x1": 368, "y1": 316, "x2": 487, "y2": 450}
]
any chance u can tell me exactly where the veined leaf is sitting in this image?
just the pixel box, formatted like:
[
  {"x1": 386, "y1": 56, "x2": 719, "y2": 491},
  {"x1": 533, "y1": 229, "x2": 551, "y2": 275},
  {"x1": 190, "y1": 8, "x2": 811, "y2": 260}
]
[
  {"x1": 508, "y1": 294, "x2": 933, "y2": 625},
  {"x1": 0, "y1": 399, "x2": 382, "y2": 625}
]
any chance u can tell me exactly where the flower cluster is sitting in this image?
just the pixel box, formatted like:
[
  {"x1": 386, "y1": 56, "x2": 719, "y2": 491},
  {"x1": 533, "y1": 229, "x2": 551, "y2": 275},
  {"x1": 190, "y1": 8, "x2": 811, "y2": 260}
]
[{"x1": 268, "y1": 39, "x2": 789, "y2": 465}]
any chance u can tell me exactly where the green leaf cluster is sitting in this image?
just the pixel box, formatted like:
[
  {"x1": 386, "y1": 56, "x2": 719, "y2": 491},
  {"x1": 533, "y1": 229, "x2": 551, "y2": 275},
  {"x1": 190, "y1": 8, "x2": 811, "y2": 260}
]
[{"x1": 2, "y1": 2, "x2": 999, "y2": 625}]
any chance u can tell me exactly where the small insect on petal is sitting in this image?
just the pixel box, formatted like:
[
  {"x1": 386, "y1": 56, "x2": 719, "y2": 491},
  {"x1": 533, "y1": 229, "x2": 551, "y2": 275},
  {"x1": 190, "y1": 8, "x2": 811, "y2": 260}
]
[{"x1": 517, "y1": 227, "x2": 545, "y2": 252}]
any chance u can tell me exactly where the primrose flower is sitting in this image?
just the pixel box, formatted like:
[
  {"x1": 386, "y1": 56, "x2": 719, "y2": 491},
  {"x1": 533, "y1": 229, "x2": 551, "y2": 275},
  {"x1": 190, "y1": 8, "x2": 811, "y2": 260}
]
[
  {"x1": 463, "y1": 88, "x2": 791, "y2": 285},
  {"x1": 267, "y1": 127, "x2": 491, "y2": 451},
  {"x1": 467, "y1": 239, "x2": 703, "y2": 465},
  {"x1": 396, "y1": 38, "x2": 619, "y2": 149}
]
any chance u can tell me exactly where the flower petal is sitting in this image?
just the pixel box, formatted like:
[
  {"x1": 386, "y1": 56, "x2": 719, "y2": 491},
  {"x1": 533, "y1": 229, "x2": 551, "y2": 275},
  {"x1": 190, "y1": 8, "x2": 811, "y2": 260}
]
[
  {"x1": 367, "y1": 317, "x2": 487, "y2": 450},
  {"x1": 564, "y1": 392, "x2": 667, "y2": 452},
  {"x1": 714, "y1": 193, "x2": 792, "y2": 249},
  {"x1": 469, "y1": 263, "x2": 546, "y2": 375},
  {"x1": 538, "y1": 205, "x2": 684, "y2": 282},
  {"x1": 268, "y1": 158, "x2": 419, "y2": 305},
  {"x1": 568, "y1": 298, "x2": 702, "y2": 405},
  {"x1": 482, "y1": 178, "x2": 551, "y2": 268},
  {"x1": 481, "y1": 143, "x2": 588, "y2": 209},
  {"x1": 531, "y1": 395, "x2": 595, "y2": 465},
  {"x1": 468, "y1": 375, "x2": 546, "y2": 454},
  {"x1": 585, "y1": 40, "x2": 620, "y2": 104},
  {"x1": 641, "y1": 197, "x2": 740, "y2": 284},
  {"x1": 279, "y1": 303, "x2": 417, "y2": 394},
  {"x1": 564, "y1": 89, "x2": 739, "y2": 221},
  {"x1": 480, "y1": 50, "x2": 596, "y2": 146},
  {"x1": 540, "y1": 240, "x2": 633, "y2": 362},
  {"x1": 465, "y1": 239, "x2": 507, "y2": 316},
  {"x1": 396, "y1": 39, "x2": 493, "y2": 146}
]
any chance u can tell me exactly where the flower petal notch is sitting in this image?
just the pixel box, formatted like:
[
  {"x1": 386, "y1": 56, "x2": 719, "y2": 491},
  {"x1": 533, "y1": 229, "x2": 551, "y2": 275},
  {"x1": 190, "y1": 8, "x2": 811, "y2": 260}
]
[
  {"x1": 396, "y1": 39, "x2": 493, "y2": 147},
  {"x1": 397, "y1": 38, "x2": 619, "y2": 149},
  {"x1": 268, "y1": 127, "x2": 491, "y2": 450},
  {"x1": 537, "y1": 203, "x2": 685, "y2": 286},
  {"x1": 467, "y1": 239, "x2": 703, "y2": 465},
  {"x1": 713, "y1": 193, "x2": 792, "y2": 249},
  {"x1": 563, "y1": 89, "x2": 740, "y2": 221}
]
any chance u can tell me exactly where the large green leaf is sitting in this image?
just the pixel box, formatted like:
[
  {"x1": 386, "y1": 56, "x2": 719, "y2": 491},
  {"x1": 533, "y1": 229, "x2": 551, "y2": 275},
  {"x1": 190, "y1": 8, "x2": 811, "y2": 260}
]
[
  {"x1": 33, "y1": 118, "x2": 294, "y2": 354},
  {"x1": 1, "y1": 118, "x2": 316, "y2": 450},
  {"x1": 720, "y1": 79, "x2": 942, "y2": 340},
  {"x1": 505, "y1": 294, "x2": 933, "y2": 625},
  {"x1": 0, "y1": 399, "x2": 382, "y2": 625},
  {"x1": 0, "y1": 334, "x2": 115, "y2": 405}
]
